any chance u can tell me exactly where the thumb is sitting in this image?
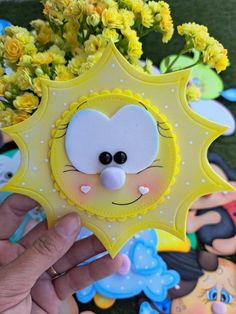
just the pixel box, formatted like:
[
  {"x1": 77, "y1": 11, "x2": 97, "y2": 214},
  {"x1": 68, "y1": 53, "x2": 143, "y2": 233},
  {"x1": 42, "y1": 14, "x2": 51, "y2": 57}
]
[{"x1": 3, "y1": 213, "x2": 81, "y2": 288}]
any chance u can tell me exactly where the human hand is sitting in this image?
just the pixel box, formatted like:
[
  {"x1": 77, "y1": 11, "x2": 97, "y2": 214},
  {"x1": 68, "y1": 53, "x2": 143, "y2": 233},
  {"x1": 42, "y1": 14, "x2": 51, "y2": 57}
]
[{"x1": 0, "y1": 194, "x2": 123, "y2": 314}]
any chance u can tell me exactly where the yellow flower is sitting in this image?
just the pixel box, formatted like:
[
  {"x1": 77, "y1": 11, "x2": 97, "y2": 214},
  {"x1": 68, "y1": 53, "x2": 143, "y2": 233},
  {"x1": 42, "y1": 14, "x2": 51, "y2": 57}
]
[
  {"x1": 128, "y1": 39, "x2": 143, "y2": 58},
  {"x1": 63, "y1": 21, "x2": 79, "y2": 51},
  {"x1": 141, "y1": 5, "x2": 154, "y2": 28},
  {"x1": 13, "y1": 92, "x2": 39, "y2": 113},
  {"x1": 32, "y1": 52, "x2": 53, "y2": 65},
  {"x1": 203, "y1": 39, "x2": 229, "y2": 73},
  {"x1": 15, "y1": 68, "x2": 32, "y2": 91},
  {"x1": 4, "y1": 36, "x2": 24, "y2": 63},
  {"x1": 194, "y1": 31, "x2": 209, "y2": 51},
  {"x1": 86, "y1": 13, "x2": 101, "y2": 27},
  {"x1": 64, "y1": 0, "x2": 84, "y2": 19},
  {"x1": 55, "y1": 65, "x2": 75, "y2": 81},
  {"x1": 102, "y1": 28, "x2": 119, "y2": 43},
  {"x1": 87, "y1": 51, "x2": 103, "y2": 64},
  {"x1": 0, "y1": 108, "x2": 14, "y2": 127},
  {"x1": 120, "y1": 9, "x2": 134, "y2": 29},
  {"x1": 154, "y1": 2, "x2": 174, "y2": 43},
  {"x1": 32, "y1": 77, "x2": 43, "y2": 97},
  {"x1": 16, "y1": 32, "x2": 34, "y2": 45},
  {"x1": 101, "y1": 8, "x2": 123, "y2": 29},
  {"x1": 131, "y1": 0, "x2": 144, "y2": 13},
  {"x1": 13, "y1": 111, "x2": 30, "y2": 125},
  {"x1": 31, "y1": 20, "x2": 53, "y2": 45},
  {"x1": 186, "y1": 85, "x2": 201, "y2": 102},
  {"x1": 24, "y1": 44, "x2": 37, "y2": 56},
  {"x1": 68, "y1": 55, "x2": 87, "y2": 75},
  {"x1": 0, "y1": 79, "x2": 6, "y2": 96},
  {"x1": 18, "y1": 55, "x2": 32, "y2": 67},
  {"x1": 84, "y1": 35, "x2": 107, "y2": 54},
  {"x1": 178, "y1": 23, "x2": 209, "y2": 51}
]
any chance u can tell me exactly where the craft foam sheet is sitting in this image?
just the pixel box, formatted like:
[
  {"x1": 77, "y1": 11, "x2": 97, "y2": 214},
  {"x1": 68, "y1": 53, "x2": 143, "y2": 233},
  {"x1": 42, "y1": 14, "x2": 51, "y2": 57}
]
[{"x1": 1, "y1": 43, "x2": 234, "y2": 256}]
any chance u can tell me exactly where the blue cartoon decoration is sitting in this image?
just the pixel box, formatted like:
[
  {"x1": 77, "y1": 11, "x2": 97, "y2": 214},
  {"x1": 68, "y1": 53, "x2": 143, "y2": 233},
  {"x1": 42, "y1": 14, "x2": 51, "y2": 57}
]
[
  {"x1": 221, "y1": 89, "x2": 236, "y2": 102},
  {"x1": 139, "y1": 301, "x2": 159, "y2": 314},
  {"x1": 76, "y1": 228, "x2": 179, "y2": 305},
  {"x1": 0, "y1": 19, "x2": 11, "y2": 35}
]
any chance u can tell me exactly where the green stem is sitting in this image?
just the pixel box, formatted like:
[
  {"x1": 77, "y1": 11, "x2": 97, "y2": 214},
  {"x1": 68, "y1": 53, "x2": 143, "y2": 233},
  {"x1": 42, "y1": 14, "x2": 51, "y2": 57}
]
[{"x1": 165, "y1": 49, "x2": 189, "y2": 73}]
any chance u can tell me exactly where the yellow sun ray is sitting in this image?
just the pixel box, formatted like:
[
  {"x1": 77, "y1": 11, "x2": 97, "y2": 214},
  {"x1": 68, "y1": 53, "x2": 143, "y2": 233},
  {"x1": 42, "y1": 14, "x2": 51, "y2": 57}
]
[{"x1": 1, "y1": 42, "x2": 234, "y2": 257}]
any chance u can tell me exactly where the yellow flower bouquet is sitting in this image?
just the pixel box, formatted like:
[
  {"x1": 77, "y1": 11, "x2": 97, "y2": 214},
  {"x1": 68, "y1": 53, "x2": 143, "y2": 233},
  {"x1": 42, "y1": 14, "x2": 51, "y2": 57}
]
[{"x1": 0, "y1": 0, "x2": 229, "y2": 127}]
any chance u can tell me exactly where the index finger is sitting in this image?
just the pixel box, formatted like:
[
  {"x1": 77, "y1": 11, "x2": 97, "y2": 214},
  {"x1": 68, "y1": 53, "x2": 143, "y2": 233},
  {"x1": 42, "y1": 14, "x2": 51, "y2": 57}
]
[{"x1": 0, "y1": 193, "x2": 38, "y2": 240}]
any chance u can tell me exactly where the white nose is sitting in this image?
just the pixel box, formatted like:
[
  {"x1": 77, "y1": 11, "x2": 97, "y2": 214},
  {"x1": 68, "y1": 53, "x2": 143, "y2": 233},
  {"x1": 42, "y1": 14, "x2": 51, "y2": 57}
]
[
  {"x1": 100, "y1": 167, "x2": 126, "y2": 190},
  {"x1": 211, "y1": 302, "x2": 227, "y2": 314}
]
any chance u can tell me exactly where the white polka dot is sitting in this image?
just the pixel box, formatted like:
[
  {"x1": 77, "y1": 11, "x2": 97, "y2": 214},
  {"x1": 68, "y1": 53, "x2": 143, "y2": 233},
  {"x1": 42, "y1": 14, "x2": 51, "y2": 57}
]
[
  {"x1": 111, "y1": 63, "x2": 116, "y2": 68},
  {"x1": 120, "y1": 79, "x2": 124, "y2": 83},
  {"x1": 87, "y1": 214, "x2": 92, "y2": 218},
  {"x1": 174, "y1": 123, "x2": 179, "y2": 127},
  {"x1": 24, "y1": 134, "x2": 29, "y2": 139},
  {"x1": 61, "y1": 204, "x2": 66, "y2": 208},
  {"x1": 160, "y1": 210, "x2": 163, "y2": 214},
  {"x1": 39, "y1": 188, "x2": 43, "y2": 192},
  {"x1": 156, "y1": 289, "x2": 160, "y2": 293},
  {"x1": 52, "y1": 91, "x2": 56, "y2": 96},
  {"x1": 189, "y1": 140, "x2": 193, "y2": 145},
  {"x1": 106, "y1": 284, "x2": 110, "y2": 288},
  {"x1": 166, "y1": 195, "x2": 171, "y2": 200},
  {"x1": 138, "y1": 215, "x2": 142, "y2": 220},
  {"x1": 40, "y1": 140, "x2": 44, "y2": 144},
  {"x1": 171, "y1": 88, "x2": 175, "y2": 92},
  {"x1": 139, "y1": 255, "x2": 143, "y2": 260},
  {"x1": 201, "y1": 179, "x2": 206, "y2": 183},
  {"x1": 108, "y1": 224, "x2": 112, "y2": 229},
  {"x1": 51, "y1": 124, "x2": 55, "y2": 128},
  {"x1": 205, "y1": 131, "x2": 209, "y2": 135},
  {"x1": 63, "y1": 102, "x2": 68, "y2": 107},
  {"x1": 52, "y1": 189, "x2": 57, "y2": 193},
  {"x1": 112, "y1": 237, "x2": 116, "y2": 241},
  {"x1": 21, "y1": 182, "x2": 26, "y2": 186},
  {"x1": 164, "y1": 105, "x2": 168, "y2": 109},
  {"x1": 45, "y1": 159, "x2": 49, "y2": 163},
  {"x1": 149, "y1": 279, "x2": 153, "y2": 283},
  {"x1": 138, "y1": 281, "x2": 143, "y2": 285},
  {"x1": 185, "y1": 181, "x2": 190, "y2": 186},
  {"x1": 90, "y1": 89, "x2": 94, "y2": 93},
  {"x1": 161, "y1": 279, "x2": 164, "y2": 284},
  {"x1": 121, "y1": 286, "x2": 124, "y2": 290},
  {"x1": 32, "y1": 166, "x2": 37, "y2": 171},
  {"x1": 169, "y1": 220, "x2": 173, "y2": 224},
  {"x1": 126, "y1": 275, "x2": 130, "y2": 280},
  {"x1": 181, "y1": 161, "x2": 185, "y2": 165},
  {"x1": 141, "y1": 92, "x2": 145, "y2": 96}
]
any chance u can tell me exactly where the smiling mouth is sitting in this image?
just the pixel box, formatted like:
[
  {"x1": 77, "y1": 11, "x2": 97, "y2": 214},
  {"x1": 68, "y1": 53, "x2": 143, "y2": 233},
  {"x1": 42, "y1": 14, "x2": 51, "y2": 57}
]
[{"x1": 112, "y1": 194, "x2": 143, "y2": 206}]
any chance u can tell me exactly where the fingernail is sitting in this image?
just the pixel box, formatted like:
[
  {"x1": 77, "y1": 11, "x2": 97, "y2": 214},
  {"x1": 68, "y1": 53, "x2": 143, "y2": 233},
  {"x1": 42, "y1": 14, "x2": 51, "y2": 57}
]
[{"x1": 55, "y1": 213, "x2": 80, "y2": 238}]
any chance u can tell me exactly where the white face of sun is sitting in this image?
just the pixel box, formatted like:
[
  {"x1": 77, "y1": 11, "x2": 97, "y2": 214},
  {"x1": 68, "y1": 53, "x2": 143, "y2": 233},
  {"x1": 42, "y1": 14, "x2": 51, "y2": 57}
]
[{"x1": 50, "y1": 98, "x2": 177, "y2": 220}]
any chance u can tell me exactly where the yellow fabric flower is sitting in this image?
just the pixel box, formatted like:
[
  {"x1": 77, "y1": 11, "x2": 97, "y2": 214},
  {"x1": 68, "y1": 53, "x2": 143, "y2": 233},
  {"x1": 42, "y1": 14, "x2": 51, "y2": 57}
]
[
  {"x1": 13, "y1": 92, "x2": 39, "y2": 113},
  {"x1": 141, "y1": 5, "x2": 154, "y2": 28},
  {"x1": 102, "y1": 28, "x2": 119, "y2": 43},
  {"x1": 155, "y1": 2, "x2": 174, "y2": 43},
  {"x1": 55, "y1": 65, "x2": 75, "y2": 81},
  {"x1": 13, "y1": 111, "x2": 30, "y2": 125},
  {"x1": 31, "y1": 52, "x2": 53, "y2": 65},
  {"x1": 4, "y1": 36, "x2": 24, "y2": 63},
  {"x1": 101, "y1": 8, "x2": 123, "y2": 29},
  {"x1": 0, "y1": 108, "x2": 14, "y2": 127},
  {"x1": 186, "y1": 85, "x2": 201, "y2": 102}
]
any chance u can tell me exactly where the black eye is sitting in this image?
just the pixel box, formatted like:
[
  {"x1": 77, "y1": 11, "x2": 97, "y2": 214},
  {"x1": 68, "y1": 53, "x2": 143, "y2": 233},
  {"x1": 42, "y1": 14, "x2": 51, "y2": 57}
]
[
  {"x1": 4, "y1": 172, "x2": 13, "y2": 179},
  {"x1": 99, "y1": 152, "x2": 112, "y2": 165},
  {"x1": 114, "y1": 151, "x2": 127, "y2": 164}
]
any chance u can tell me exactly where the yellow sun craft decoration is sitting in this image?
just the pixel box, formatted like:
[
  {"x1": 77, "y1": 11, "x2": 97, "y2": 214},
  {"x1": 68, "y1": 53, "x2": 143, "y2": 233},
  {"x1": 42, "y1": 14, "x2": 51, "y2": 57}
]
[{"x1": 1, "y1": 43, "x2": 234, "y2": 257}]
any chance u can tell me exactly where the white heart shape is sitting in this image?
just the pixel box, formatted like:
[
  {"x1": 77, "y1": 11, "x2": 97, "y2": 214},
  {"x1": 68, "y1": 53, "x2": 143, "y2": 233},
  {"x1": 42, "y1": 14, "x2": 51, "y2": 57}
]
[
  {"x1": 80, "y1": 186, "x2": 91, "y2": 194},
  {"x1": 139, "y1": 186, "x2": 150, "y2": 195}
]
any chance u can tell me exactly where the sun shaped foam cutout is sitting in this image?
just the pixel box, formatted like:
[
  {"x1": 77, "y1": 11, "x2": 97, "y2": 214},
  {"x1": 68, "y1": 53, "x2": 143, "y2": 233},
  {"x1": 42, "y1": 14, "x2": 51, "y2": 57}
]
[{"x1": 1, "y1": 43, "x2": 234, "y2": 257}]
